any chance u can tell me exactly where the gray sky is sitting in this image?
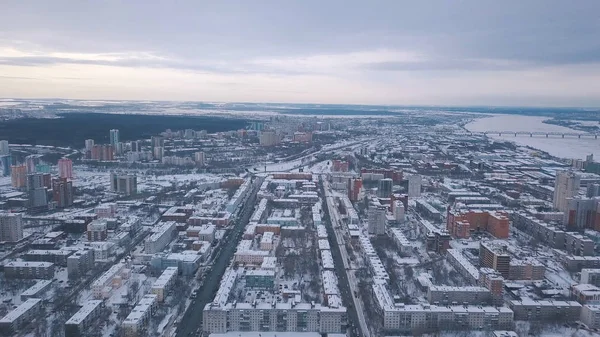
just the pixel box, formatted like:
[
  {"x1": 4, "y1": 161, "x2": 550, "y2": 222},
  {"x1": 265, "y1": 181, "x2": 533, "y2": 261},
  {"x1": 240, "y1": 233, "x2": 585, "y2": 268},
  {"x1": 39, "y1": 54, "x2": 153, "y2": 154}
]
[{"x1": 1, "y1": 1, "x2": 599, "y2": 106}]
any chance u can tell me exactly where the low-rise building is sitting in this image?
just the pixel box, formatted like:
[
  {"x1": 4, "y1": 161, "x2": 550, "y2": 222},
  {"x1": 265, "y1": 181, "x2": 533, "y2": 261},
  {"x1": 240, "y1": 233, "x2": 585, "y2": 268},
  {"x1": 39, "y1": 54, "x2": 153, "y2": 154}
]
[
  {"x1": 151, "y1": 267, "x2": 178, "y2": 302},
  {"x1": 67, "y1": 249, "x2": 95, "y2": 279},
  {"x1": 186, "y1": 224, "x2": 216, "y2": 242},
  {"x1": 572, "y1": 283, "x2": 600, "y2": 304},
  {"x1": 23, "y1": 249, "x2": 73, "y2": 266},
  {"x1": 581, "y1": 269, "x2": 600, "y2": 286},
  {"x1": 580, "y1": 304, "x2": 600, "y2": 329},
  {"x1": 122, "y1": 294, "x2": 158, "y2": 336},
  {"x1": 245, "y1": 270, "x2": 275, "y2": 289},
  {"x1": 0, "y1": 298, "x2": 42, "y2": 333},
  {"x1": 64, "y1": 300, "x2": 104, "y2": 337},
  {"x1": 427, "y1": 286, "x2": 492, "y2": 305},
  {"x1": 446, "y1": 249, "x2": 479, "y2": 284},
  {"x1": 4, "y1": 261, "x2": 55, "y2": 279},
  {"x1": 150, "y1": 252, "x2": 201, "y2": 276},
  {"x1": 20, "y1": 280, "x2": 52, "y2": 301},
  {"x1": 91, "y1": 262, "x2": 127, "y2": 299},
  {"x1": 508, "y1": 259, "x2": 545, "y2": 280},
  {"x1": 145, "y1": 221, "x2": 176, "y2": 254},
  {"x1": 260, "y1": 231, "x2": 275, "y2": 251},
  {"x1": 508, "y1": 299, "x2": 581, "y2": 321}
]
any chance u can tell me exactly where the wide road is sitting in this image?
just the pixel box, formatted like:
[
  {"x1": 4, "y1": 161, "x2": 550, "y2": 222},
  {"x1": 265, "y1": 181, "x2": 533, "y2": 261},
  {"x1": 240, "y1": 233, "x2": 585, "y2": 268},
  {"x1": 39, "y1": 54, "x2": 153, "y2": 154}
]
[
  {"x1": 176, "y1": 177, "x2": 261, "y2": 337},
  {"x1": 320, "y1": 177, "x2": 366, "y2": 337}
]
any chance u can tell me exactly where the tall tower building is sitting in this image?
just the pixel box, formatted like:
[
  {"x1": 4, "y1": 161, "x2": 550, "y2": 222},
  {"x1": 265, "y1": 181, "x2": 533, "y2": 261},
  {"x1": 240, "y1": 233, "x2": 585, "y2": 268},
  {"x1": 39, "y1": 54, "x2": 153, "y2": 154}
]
[
  {"x1": 368, "y1": 204, "x2": 387, "y2": 235},
  {"x1": 377, "y1": 178, "x2": 393, "y2": 198},
  {"x1": 553, "y1": 171, "x2": 581, "y2": 212},
  {"x1": 52, "y1": 177, "x2": 74, "y2": 208},
  {"x1": 110, "y1": 173, "x2": 137, "y2": 195},
  {"x1": 10, "y1": 165, "x2": 27, "y2": 188},
  {"x1": 25, "y1": 155, "x2": 41, "y2": 174},
  {"x1": 195, "y1": 152, "x2": 205, "y2": 167},
  {"x1": 26, "y1": 173, "x2": 48, "y2": 208},
  {"x1": 130, "y1": 141, "x2": 141, "y2": 152},
  {"x1": 151, "y1": 136, "x2": 164, "y2": 149},
  {"x1": 259, "y1": 130, "x2": 280, "y2": 147},
  {"x1": 85, "y1": 139, "x2": 95, "y2": 151},
  {"x1": 408, "y1": 174, "x2": 422, "y2": 198},
  {"x1": 0, "y1": 213, "x2": 23, "y2": 242},
  {"x1": 348, "y1": 177, "x2": 363, "y2": 202},
  {"x1": 109, "y1": 129, "x2": 120, "y2": 147},
  {"x1": 0, "y1": 155, "x2": 11, "y2": 177},
  {"x1": 153, "y1": 147, "x2": 164, "y2": 161},
  {"x1": 58, "y1": 158, "x2": 73, "y2": 179},
  {"x1": 0, "y1": 140, "x2": 9, "y2": 156}
]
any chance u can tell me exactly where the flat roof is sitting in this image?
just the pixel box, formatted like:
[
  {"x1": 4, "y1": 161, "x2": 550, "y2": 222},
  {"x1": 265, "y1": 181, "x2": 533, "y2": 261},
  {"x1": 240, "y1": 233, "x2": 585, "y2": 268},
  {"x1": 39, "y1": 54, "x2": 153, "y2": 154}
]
[
  {"x1": 123, "y1": 295, "x2": 158, "y2": 325},
  {"x1": 0, "y1": 298, "x2": 41, "y2": 323},
  {"x1": 152, "y1": 267, "x2": 178, "y2": 289},
  {"x1": 65, "y1": 300, "x2": 103, "y2": 325},
  {"x1": 21, "y1": 280, "x2": 52, "y2": 297},
  {"x1": 5, "y1": 261, "x2": 54, "y2": 268}
]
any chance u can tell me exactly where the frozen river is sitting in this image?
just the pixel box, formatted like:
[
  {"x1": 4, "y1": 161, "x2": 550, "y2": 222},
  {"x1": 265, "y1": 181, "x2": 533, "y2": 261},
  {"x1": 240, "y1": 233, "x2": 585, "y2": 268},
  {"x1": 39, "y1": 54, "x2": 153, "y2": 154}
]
[{"x1": 465, "y1": 115, "x2": 600, "y2": 160}]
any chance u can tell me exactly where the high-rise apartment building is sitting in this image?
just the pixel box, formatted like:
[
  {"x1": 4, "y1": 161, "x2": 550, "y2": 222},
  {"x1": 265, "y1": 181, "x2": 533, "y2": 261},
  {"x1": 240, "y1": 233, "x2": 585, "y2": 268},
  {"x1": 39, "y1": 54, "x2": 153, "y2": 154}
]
[
  {"x1": 259, "y1": 130, "x2": 280, "y2": 146},
  {"x1": 109, "y1": 129, "x2": 119, "y2": 147},
  {"x1": 377, "y1": 178, "x2": 393, "y2": 198},
  {"x1": 564, "y1": 197, "x2": 600, "y2": 230},
  {"x1": 554, "y1": 171, "x2": 581, "y2": 212},
  {"x1": 347, "y1": 177, "x2": 362, "y2": 202},
  {"x1": 0, "y1": 140, "x2": 9, "y2": 156},
  {"x1": 89, "y1": 145, "x2": 114, "y2": 161},
  {"x1": 588, "y1": 184, "x2": 600, "y2": 198},
  {"x1": 408, "y1": 174, "x2": 422, "y2": 197},
  {"x1": 25, "y1": 155, "x2": 42, "y2": 174},
  {"x1": 110, "y1": 173, "x2": 137, "y2": 195},
  {"x1": 58, "y1": 158, "x2": 73, "y2": 179},
  {"x1": 480, "y1": 241, "x2": 511, "y2": 278},
  {"x1": 0, "y1": 212, "x2": 23, "y2": 242},
  {"x1": 0, "y1": 155, "x2": 11, "y2": 177},
  {"x1": 368, "y1": 204, "x2": 387, "y2": 235},
  {"x1": 195, "y1": 152, "x2": 205, "y2": 167},
  {"x1": 153, "y1": 146, "x2": 164, "y2": 160},
  {"x1": 130, "y1": 140, "x2": 141, "y2": 152},
  {"x1": 85, "y1": 139, "x2": 95, "y2": 151},
  {"x1": 27, "y1": 173, "x2": 48, "y2": 208},
  {"x1": 11, "y1": 165, "x2": 27, "y2": 188},
  {"x1": 151, "y1": 136, "x2": 164, "y2": 149},
  {"x1": 52, "y1": 177, "x2": 74, "y2": 208}
]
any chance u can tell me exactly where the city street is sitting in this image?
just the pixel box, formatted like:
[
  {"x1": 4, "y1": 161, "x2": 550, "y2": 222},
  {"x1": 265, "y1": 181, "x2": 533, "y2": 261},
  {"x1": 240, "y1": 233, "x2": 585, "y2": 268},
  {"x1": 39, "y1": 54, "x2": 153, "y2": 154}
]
[
  {"x1": 321, "y1": 177, "x2": 370, "y2": 337},
  {"x1": 175, "y1": 178, "x2": 261, "y2": 337}
]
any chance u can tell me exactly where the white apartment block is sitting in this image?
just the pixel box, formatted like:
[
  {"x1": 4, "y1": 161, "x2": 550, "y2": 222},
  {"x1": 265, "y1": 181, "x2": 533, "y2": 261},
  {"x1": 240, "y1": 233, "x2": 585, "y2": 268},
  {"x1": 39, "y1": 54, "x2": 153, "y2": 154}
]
[
  {"x1": 408, "y1": 174, "x2": 422, "y2": 198},
  {"x1": 373, "y1": 280, "x2": 512, "y2": 332},
  {"x1": 260, "y1": 231, "x2": 275, "y2": 251},
  {"x1": 553, "y1": 171, "x2": 581, "y2": 212},
  {"x1": 508, "y1": 299, "x2": 581, "y2": 321},
  {"x1": 186, "y1": 224, "x2": 216, "y2": 242},
  {"x1": 446, "y1": 249, "x2": 480, "y2": 284},
  {"x1": 122, "y1": 294, "x2": 158, "y2": 336},
  {"x1": 581, "y1": 269, "x2": 600, "y2": 286},
  {"x1": 91, "y1": 262, "x2": 126, "y2": 299},
  {"x1": 151, "y1": 267, "x2": 178, "y2": 302},
  {"x1": 0, "y1": 298, "x2": 42, "y2": 332},
  {"x1": 580, "y1": 304, "x2": 600, "y2": 329},
  {"x1": 427, "y1": 286, "x2": 492, "y2": 305},
  {"x1": 145, "y1": 221, "x2": 176, "y2": 254},
  {"x1": 234, "y1": 250, "x2": 269, "y2": 264},
  {"x1": 389, "y1": 228, "x2": 416, "y2": 254},
  {"x1": 64, "y1": 300, "x2": 103, "y2": 334}
]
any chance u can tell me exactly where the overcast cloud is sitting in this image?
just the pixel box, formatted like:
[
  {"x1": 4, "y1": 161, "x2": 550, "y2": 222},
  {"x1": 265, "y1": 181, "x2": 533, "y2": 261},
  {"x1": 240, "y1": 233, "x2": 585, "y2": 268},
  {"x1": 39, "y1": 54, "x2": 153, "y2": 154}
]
[{"x1": 0, "y1": 0, "x2": 599, "y2": 106}]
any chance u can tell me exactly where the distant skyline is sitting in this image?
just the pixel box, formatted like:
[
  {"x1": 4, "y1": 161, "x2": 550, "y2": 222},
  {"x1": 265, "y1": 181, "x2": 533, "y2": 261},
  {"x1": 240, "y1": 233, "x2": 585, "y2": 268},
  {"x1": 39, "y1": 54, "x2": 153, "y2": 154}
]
[{"x1": 1, "y1": 1, "x2": 599, "y2": 107}]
